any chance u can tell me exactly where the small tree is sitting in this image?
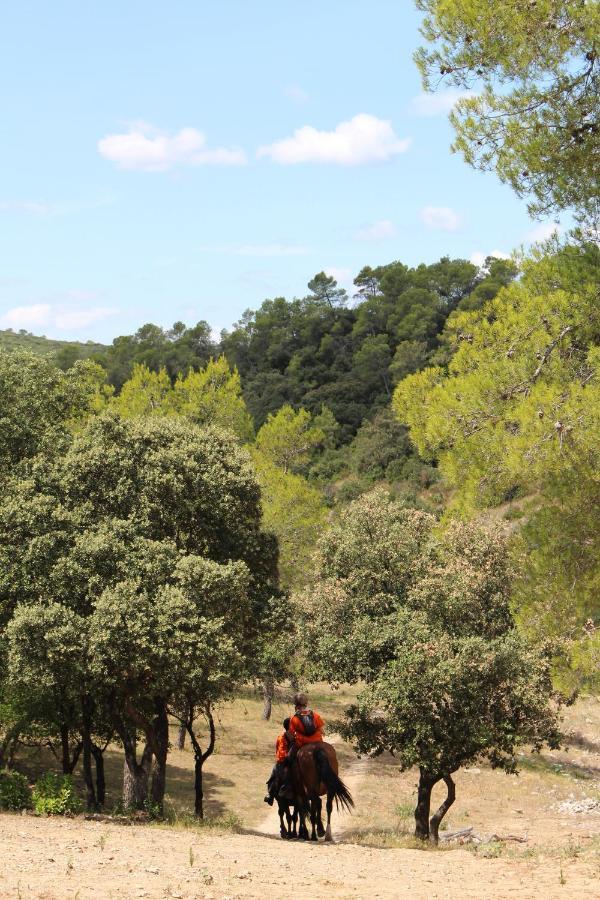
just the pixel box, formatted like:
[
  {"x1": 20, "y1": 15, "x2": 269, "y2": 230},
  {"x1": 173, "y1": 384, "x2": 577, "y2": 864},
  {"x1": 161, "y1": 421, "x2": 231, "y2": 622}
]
[
  {"x1": 255, "y1": 405, "x2": 325, "y2": 475},
  {"x1": 305, "y1": 490, "x2": 561, "y2": 840}
]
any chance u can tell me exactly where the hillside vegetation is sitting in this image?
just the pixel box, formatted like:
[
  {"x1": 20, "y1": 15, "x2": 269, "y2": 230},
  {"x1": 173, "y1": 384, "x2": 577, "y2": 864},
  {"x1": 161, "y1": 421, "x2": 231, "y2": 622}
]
[{"x1": 0, "y1": 328, "x2": 106, "y2": 363}]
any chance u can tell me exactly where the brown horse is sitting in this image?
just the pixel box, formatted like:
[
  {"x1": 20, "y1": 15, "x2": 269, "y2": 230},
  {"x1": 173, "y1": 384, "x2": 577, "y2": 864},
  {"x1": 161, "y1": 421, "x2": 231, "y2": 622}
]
[{"x1": 293, "y1": 742, "x2": 354, "y2": 841}]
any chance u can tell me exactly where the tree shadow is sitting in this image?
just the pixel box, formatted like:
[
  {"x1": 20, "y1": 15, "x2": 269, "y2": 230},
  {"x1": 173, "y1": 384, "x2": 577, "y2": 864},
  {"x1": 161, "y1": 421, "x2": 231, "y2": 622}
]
[
  {"x1": 562, "y1": 731, "x2": 600, "y2": 755},
  {"x1": 518, "y1": 751, "x2": 600, "y2": 781}
]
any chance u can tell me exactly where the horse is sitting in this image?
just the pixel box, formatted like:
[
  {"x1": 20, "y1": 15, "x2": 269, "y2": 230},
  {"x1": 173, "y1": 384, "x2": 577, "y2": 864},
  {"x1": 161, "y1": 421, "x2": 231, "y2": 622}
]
[
  {"x1": 276, "y1": 794, "x2": 298, "y2": 839},
  {"x1": 292, "y1": 741, "x2": 354, "y2": 841}
]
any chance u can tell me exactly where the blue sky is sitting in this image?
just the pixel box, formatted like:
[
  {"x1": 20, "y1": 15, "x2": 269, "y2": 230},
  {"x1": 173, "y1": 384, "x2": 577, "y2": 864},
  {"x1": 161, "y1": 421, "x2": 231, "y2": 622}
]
[{"x1": 0, "y1": 0, "x2": 558, "y2": 343}]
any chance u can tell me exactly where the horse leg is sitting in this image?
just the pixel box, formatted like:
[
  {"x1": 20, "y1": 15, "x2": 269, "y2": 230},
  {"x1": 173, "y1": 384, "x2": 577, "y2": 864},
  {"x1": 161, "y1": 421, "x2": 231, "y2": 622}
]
[
  {"x1": 291, "y1": 805, "x2": 298, "y2": 838},
  {"x1": 309, "y1": 798, "x2": 318, "y2": 841},
  {"x1": 324, "y1": 792, "x2": 334, "y2": 842},
  {"x1": 316, "y1": 796, "x2": 325, "y2": 837},
  {"x1": 278, "y1": 805, "x2": 287, "y2": 840},
  {"x1": 298, "y1": 803, "x2": 309, "y2": 840}
]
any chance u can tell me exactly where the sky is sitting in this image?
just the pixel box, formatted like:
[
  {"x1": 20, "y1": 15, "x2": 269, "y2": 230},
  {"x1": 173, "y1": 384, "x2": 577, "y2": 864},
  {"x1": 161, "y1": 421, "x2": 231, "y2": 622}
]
[{"x1": 0, "y1": 0, "x2": 559, "y2": 344}]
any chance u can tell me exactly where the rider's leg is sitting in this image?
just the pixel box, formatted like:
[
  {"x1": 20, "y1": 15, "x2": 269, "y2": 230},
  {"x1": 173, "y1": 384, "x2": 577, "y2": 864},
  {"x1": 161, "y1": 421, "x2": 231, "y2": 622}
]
[{"x1": 264, "y1": 764, "x2": 280, "y2": 805}]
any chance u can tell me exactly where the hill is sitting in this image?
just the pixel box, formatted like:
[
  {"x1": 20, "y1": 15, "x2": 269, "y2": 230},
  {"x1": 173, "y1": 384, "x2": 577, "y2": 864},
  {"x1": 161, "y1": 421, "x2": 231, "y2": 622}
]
[{"x1": 0, "y1": 328, "x2": 107, "y2": 362}]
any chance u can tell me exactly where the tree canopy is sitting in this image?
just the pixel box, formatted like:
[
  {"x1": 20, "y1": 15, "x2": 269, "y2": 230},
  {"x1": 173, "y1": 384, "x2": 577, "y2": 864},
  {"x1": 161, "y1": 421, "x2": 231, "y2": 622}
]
[
  {"x1": 394, "y1": 243, "x2": 600, "y2": 687},
  {"x1": 415, "y1": 0, "x2": 600, "y2": 223},
  {"x1": 304, "y1": 490, "x2": 561, "y2": 840}
]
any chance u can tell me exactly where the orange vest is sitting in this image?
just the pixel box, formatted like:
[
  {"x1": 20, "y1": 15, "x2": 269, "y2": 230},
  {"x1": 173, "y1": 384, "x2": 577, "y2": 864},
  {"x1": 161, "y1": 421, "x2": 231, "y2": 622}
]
[
  {"x1": 289, "y1": 709, "x2": 324, "y2": 746},
  {"x1": 275, "y1": 733, "x2": 290, "y2": 762}
]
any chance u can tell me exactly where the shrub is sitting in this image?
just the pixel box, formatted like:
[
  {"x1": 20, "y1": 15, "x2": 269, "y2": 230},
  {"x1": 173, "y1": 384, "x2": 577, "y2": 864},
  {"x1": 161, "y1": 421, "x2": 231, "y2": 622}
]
[
  {"x1": 0, "y1": 770, "x2": 32, "y2": 811},
  {"x1": 32, "y1": 773, "x2": 82, "y2": 815}
]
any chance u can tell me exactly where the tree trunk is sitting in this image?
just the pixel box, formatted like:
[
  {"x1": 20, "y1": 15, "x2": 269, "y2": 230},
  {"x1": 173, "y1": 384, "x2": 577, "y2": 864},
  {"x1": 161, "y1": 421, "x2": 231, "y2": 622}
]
[
  {"x1": 262, "y1": 677, "x2": 274, "y2": 721},
  {"x1": 176, "y1": 723, "x2": 186, "y2": 751},
  {"x1": 91, "y1": 743, "x2": 106, "y2": 807},
  {"x1": 120, "y1": 729, "x2": 153, "y2": 810},
  {"x1": 149, "y1": 697, "x2": 169, "y2": 814},
  {"x1": 414, "y1": 769, "x2": 437, "y2": 840},
  {"x1": 81, "y1": 700, "x2": 97, "y2": 811},
  {"x1": 193, "y1": 754, "x2": 204, "y2": 818},
  {"x1": 429, "y1": 774, "x2": 456, "y2": 844},
  {"x1": 60, "y1": 725, "x2": 72, "y2": 774},
  {"x1": 186, "y1": 704, "x2": 216, "y2": 819},
  {"x1": 60, "y1": 725, "x2": 82, "y2": 775}
]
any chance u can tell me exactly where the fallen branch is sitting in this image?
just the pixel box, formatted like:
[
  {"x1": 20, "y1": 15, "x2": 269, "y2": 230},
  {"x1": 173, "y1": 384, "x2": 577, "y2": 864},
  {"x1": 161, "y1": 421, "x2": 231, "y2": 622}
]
[{"x1": 440, "y1": 827, "x2": 528, "y2": 844}]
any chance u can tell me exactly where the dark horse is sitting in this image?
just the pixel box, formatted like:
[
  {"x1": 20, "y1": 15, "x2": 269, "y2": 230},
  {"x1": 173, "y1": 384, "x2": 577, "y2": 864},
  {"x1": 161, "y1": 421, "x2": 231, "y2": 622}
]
[{"x1": 293, "y1": 742, "x2": 354, "y2": 841}]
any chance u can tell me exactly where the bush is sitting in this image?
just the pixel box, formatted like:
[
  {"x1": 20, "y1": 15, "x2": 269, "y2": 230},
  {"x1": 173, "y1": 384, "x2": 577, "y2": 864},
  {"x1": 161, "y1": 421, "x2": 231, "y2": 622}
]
[
  {"x1": 32, "y1": 773, "x2": 82, "y2": 815},
  {"x1": 0, "y1": 770, "x2": 32, "y2": 810}
]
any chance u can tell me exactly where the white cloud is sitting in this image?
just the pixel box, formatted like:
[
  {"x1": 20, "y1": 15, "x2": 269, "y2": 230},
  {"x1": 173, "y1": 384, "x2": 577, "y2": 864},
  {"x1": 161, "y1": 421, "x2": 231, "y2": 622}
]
[
  {"x1": 1, "y1": 303, "x2": 115, "y2": 332},
  {"x1": 98, "y1": 124, "x2": 247, "y2": 171},
  {"x1": 411, "y1": 89, "x2": 477, "y2": 117},
  {"x1": 355, "y1": 219, "x2": 397, "y2": 241},
  {"x1": 525, "y1": 221, "x2": 561, "y2": 243},
  {"x1": 470, "y1": 249, "x2": 511, "y2": 268},
  {"x1": 1, "y1": 304, "x2": 51, "y2": 328},
  {"x1": 257, "y1": 113, "x2": 411, "y2": 165},
  {"x1": 284, "y1": 84, "x2": 309, "y2": 104},
  {"x1": 420, "y1": 205, "x2": 462, "y2": 232},
  {"x1": 198, "y1": 242, "x2": 309, "y2": 257}
]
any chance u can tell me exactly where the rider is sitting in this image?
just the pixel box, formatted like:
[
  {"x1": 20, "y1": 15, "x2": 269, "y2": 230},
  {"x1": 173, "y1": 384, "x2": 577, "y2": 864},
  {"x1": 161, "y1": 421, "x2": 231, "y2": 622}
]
[
  {"x1": 264, "y1": 717, "x2": 293, "y2": 806},
  {"x1": 287, "y1": 692, "x2": 325, "y2": 756}
]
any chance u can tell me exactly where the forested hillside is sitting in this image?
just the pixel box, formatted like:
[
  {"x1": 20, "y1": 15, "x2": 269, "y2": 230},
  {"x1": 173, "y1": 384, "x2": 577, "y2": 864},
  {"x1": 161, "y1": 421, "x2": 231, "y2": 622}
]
[{"x1": 0, "y1": 328, "x2": 106, "y2": 363}]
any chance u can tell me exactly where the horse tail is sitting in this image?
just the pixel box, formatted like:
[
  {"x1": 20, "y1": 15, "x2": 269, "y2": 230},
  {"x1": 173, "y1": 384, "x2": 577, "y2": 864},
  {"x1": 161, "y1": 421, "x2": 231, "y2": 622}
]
[{"x1": 314, "y1": 747, "x2": 354, "y2": 812}]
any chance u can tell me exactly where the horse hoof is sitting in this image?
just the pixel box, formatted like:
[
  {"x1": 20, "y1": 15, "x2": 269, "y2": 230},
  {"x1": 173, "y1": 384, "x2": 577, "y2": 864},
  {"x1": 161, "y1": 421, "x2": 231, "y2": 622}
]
[{"x1": 317, "y1": 825, "x2": 325, "y2": 838}]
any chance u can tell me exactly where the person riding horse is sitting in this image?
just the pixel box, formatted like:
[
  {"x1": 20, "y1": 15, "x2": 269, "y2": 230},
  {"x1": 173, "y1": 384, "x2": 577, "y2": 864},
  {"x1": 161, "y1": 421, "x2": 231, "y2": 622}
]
[{"x1": 264, "y1": 693, "x2": 325, "y2": 806}]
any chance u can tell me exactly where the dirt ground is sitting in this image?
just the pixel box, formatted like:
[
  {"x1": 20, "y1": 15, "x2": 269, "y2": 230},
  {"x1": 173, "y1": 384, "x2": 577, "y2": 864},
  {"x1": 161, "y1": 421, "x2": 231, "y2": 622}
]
[{"x1": 2, "y1": 690, "x2": 600, "y2": 899}]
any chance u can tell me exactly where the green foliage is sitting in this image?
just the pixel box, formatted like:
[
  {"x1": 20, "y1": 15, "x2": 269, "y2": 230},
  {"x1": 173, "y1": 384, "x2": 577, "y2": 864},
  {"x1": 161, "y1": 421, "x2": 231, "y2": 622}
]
[
  {"x1": 32, "y1": 773, "x2": 82, "y2": 815},
  {"x1": 0, "y1": 350, "x2": 108, "y2": 479},
  {"x1": 96, "y1": 320, "x2": 215, "y2": 390},
  {"x1": 250, "y1": 448, "x2": 326, "y2": 589},
  {"x1": 221, "y1": 259, "x2": 508, "y2": 435},
  {"x1": 111, "y1": 357, "x2": 253, "y2": 441},
  {"x1": 0, "y1": 769, "x2": 31, "y2": 810},
  {"x1": 255, "y1": 405, "x2": 325, "y2": 474},
  {"x1": 172, "y1": 356, "x2": 254, "y2": 440},
  {"x1": 0, "y1": 329, "x2": 106, "y2": 361},
  {"x1": 0, "y1": 411, "x2": 279, "y2": 811},
  {"x1": 415, "y1": 0, "x2": 599, "y2": 222},
  {"x1": 305, "y1": 490, "x2": 560, "y2": 781},
  {"x1": 394, "y1": 243, "x2": 600, "y2": 685}
]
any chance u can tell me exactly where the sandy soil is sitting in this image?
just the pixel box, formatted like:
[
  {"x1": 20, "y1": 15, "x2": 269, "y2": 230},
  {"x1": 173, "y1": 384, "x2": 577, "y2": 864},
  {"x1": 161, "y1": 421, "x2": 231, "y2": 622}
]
[{"x1": 1, "y1": 811, "x2": 599, "y2": 900}]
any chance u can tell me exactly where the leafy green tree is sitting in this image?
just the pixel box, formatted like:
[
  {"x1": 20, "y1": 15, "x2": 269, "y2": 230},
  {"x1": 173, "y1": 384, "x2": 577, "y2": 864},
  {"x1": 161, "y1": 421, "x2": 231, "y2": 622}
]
[
  {"x1": 0, "y1": 351, "x2": 103, "y2": 479},
  {"x1": 172, "y1": 356, "x2": 254, "y2": 440},
  {"x1": 305, "y1": 490, "x2": 561, "y2": 840},
  {"x1": 112, "y1": 357, "x2": 254, "y2": 441},
  {"x1": 394, "y1": 243, "x2": 600, "y2": 684},
  {"x1": 255, "y1": 405, "x2": 325, "y2": 474},
  {"x1": 352, "y1": 335, "x2": 393, "y2": 399},
  {"x1": 389, "y1": 340, "x2": 429, "y2": 385},
  {"x1": 0, "y1": 415, "x2": 278, "y2": 811},
  {"x1": 111, "y1": 364, "x2": 172, "y2": 418},
  {"x1": 415, "y1": 0, "x2": 599, "y2": 222},
  {"x1": 250, "y1": 448, "x2": 326, "y2": 590},
  {"x1": 307, "y1": 272, "x2": 348, "y2": 308}
]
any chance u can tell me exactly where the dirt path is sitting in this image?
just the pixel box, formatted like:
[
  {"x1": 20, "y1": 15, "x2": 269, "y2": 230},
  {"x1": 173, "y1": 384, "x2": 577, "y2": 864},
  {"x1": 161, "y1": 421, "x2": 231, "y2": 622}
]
[{"x1": 1, "y1": 813, "x2": 599, "y2": 900}]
